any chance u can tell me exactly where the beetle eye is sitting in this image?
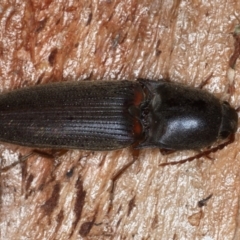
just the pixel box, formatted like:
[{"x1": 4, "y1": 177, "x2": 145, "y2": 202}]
[{"x1": 220, "y1": 130, "x2": 230, "y2": 139}]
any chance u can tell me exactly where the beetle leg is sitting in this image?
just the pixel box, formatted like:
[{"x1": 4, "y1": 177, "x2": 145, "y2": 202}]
[
  {"x1": 33, "y1": 149, "x2": 68, "y2": 159},
  {"x1": 108, "y1": 149, "x2": 140, "y2": 213},
  {"x1": 0, "y1": 152, "x2": 34, "y2": 173},
  {"x1": 198, "y1": 72, "x2": 213, "y2": 89},
  {"x1": 159, "y1": 149, "x2": 176, "y2": 155},
  {"x1": 159, "y1": 134, "x2": 235, "y2": 167},
  {"x1": 0, "y1": 149, "x2": 68, "y2": 172}
]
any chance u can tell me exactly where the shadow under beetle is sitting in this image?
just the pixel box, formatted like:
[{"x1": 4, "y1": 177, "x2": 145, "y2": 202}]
[{"x1": 0, "y1": 79, "x2": 237, "y2": 151}]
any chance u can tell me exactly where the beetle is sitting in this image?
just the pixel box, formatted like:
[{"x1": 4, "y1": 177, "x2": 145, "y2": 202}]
[{"x1": 0, "y1": 79, "x2": 237, "y2": 151}]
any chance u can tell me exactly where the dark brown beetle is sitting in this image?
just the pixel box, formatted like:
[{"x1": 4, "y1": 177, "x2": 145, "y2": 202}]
[{"x1": 0, "y1": 79, "x2": 237, "y2": 150}]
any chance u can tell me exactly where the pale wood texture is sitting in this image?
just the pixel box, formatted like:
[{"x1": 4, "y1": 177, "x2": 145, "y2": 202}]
[{"x1": 1, "y1": 0, "x2": 240, "y2": 239}]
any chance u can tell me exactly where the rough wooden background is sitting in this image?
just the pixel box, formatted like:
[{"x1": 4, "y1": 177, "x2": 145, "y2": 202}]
[{"x1": 1, "y1": 0, "x2": 240, "y2": 239}]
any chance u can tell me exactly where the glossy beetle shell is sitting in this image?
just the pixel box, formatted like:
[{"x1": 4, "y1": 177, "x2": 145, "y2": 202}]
[{"x1": 0, "y1": 80, "x2": 237, "y2": 150}]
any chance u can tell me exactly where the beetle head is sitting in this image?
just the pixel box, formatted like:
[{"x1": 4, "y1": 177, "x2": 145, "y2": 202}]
[{"x1": 219, "y1": 102, "x2": 238, "y2": 139}]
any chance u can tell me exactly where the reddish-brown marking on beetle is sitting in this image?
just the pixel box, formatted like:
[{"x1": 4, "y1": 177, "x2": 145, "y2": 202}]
[
  {"x1": 132, "y1": 119, "x2": 143, "y2": 138},
  {"x1": 133, "y1": 83, "x2": 146, "y2": 107},
  {"x1": 131, "y1": 85, "x2": 146, "y2": 141}
]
